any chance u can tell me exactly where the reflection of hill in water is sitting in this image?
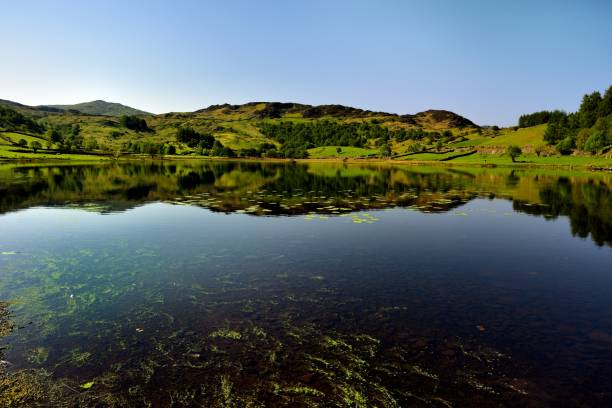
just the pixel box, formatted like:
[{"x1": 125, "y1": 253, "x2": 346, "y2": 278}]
[{"x1": 0, "y1": 161, "x2": 610, "y2": 245}]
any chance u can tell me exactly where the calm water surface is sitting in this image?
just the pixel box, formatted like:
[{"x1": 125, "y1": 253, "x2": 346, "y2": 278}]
[{"x1": 0, "y1": 161, "x2": 611, "y2": 407}]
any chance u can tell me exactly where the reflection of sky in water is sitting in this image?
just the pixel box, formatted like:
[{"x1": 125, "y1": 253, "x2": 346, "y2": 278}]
[{"x1": 1, "y1": 198, "x2": 611, "y2": 406}]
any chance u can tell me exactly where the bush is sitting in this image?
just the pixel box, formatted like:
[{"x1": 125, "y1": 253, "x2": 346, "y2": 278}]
[
  {"x1": 555, "y1": 136, "x2": 575, "y2": 155},
  {"x1": 584, "y1": 131, "x2": 610, "y2": 153},
  {"x1": 120, "y1": 115, "x2": 149, "y2": 131}
]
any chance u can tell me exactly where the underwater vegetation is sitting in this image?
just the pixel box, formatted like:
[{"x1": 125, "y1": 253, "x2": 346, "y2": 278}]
[{"x1": 0, "y1": 274, "x2": 539, "y2": 407}]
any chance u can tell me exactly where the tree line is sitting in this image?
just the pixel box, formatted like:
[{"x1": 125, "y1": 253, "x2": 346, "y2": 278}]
[
  {"x1": 259, "y1": 120, "x2": 454, "y2": 158},
  {"x1": 520, "y1": 86, "x2": 612, "y2": 154},
  {"x1": 0, "y1": 105, "x2": 44, "y2": 133}
]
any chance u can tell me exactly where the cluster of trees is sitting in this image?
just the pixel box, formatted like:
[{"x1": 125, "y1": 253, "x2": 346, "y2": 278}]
[
  {"x1": 209, "y1": 140, "x2": 235, "y2": 157},
  {"x1": 45, "y1": 124, "x2": 84, "y2": 151},
  {"x1": 260, "y1": 121, "x2": 369, "y2": 150},
  {"x1": 120, "y1": 115, "x2": 149, "y2": 131},
  {"x1": 176, "y1": 127, "x2": 215, "y2": 148},
  {"x1": 15, "y1": 138, "x2": 43, "y2": 152},
  {"x1": 0, "y1": 105, "x2": 43, "y2": 133},
  {"x1": 518, "y1": 111, "x2": 555, "y2": 128},
  {"x1": 122, "y1": 141, "x2": 176, "y2": 157},
  {"x1": 521, "y1": 86, "x2": 612, "y2": 154},
  {"x1": 545, "y1": 87, "x2": 612, "y2": 153},
  {"x1": 259, "y1": 120, "x2": 455, "y2": 158}
]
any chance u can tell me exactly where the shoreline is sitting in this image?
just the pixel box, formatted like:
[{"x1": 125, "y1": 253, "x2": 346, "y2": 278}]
[{"x1": 1, "y1": 154, "x2": 611, "y2": 171}]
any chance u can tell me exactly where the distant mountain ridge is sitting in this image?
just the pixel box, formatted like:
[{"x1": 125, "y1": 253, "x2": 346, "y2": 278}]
[
  {"x1": 1, "y1": 98, "x2": 476, "y2": 128},
  {"x1": 40, "y1": 100, "x2": 151, "y2": 116}
]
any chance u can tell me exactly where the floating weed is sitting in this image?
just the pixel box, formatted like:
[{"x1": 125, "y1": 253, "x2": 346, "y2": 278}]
[
  {"x1": 322, "y1": 336, "x2": 353, "y2": 351},
  {"x1": 351, "y1": 214, "x2": 378, "y2": 224},
  {"x1": 70, "y1": 350, "x2": 92, "y2": 367},
  {"x1": 410, "y1": 365, "x2": 439, "y2": 380},
  {"x1": 209, "y1": 328, "x2": 242, "y2": 340},
  {"x1": 280, "y1": 385, "x2": 325, "y2": 398},
  {"x1": 220, "y1": 375, "x2": 234, "y2": 406},
  {"x1": 454, "y1": 211, "x2": 468, "y2": 216},
  {"x1": 80, "y1": 381, "x2": 95, "y2": 389},
  {"x1": 337, "y1": 384, "x2": 368, "y2": 407},
  {"x1": 1, "y1": 251, "x2": 17, "y2": 256}
]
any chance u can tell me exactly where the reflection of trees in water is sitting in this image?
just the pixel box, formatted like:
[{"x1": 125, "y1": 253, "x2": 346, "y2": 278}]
[
  {"x1": 513, "y1": 177, "x2": 612, "y2": 246},
  {"x1": 0, "y1": 162, "x2": 609, "y2": 245}
]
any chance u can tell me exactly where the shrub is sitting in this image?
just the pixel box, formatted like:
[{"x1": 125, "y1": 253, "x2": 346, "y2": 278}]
[
  {"x1": 584, "y1": 131, "x2": 610, "y2": 153},
  {"x1": 555, "y1": 136, "x2": 575, "y2": 155}
]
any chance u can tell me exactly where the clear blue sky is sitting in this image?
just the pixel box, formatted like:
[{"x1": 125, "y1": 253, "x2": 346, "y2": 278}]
[{"x1": 1, "y1": 0, "x2": 611, "y2": 125}]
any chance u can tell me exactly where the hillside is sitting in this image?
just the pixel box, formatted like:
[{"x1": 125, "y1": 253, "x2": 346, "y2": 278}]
[
  {"x1": 0, "y1": 95, "x2": 610, "y2": 167},
  {"x1": 40, "y1": 100, "x2": 151, "y2": 116}
]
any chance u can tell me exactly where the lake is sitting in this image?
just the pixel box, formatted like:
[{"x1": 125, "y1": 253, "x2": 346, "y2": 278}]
[{"x1": 0, "y1": 160, "x2": 611, "y2": 407}]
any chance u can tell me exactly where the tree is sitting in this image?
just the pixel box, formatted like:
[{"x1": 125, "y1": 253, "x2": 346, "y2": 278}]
[
  {"x1": 142, "y1": 142, "x2": 161, "y2": 158},
  {"x1": 543, "y1": 120, "x2": 567, "y2": 145},
  {"x1": 578, "y1": 91, "x2": 602, "y2": 128},
  {"x1": 17, "y1": 138, "x2": 27, "y2": 148},
  {"x1": 576, "y1": 128, "x2": 590, "y2": 151},
  {"x1": 598, "y1": 86, "x2": 612, "y2": 118},
  {"x1": 30, "y1": 140, "x2": 42, "y2": 152},
  {"x1": 518, "y1": 111, "x2": 552, "y2": 128},
  {"x1": 84, "y1": 138, "x2": 99, "y2": 151},
  {"x1": 584, "y1": 131, "x2": 610, "y2": 153},
  {"x1": 166, "y1": 144, "x2": 177, "y2": 155},
  {"x1": 336, "y1": 147, "x2": 342, "y2": 154},
  {"x1": 46, "y1": 129, "x2": 63, "y2": 145},
  {"x1": 379, "y1": 143, "x2": 392, "y2": 158},
  {"x1": 506, "y1": 145, "x2": 522, "y2": 162}
]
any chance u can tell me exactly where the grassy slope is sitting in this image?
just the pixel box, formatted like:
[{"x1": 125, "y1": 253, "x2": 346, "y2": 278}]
[{"x1": 308, "y1": 146, "x2": 378, "y2": 158}]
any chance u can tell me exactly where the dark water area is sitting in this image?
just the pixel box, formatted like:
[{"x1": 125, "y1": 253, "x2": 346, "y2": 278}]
[{"x1": 0, "y1": 161, "x2": 611, "y2": 407}]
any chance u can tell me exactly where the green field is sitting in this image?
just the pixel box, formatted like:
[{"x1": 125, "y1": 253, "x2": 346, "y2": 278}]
[{"x1": 308, "y1": 146, "x2": 378, "y2": 158}]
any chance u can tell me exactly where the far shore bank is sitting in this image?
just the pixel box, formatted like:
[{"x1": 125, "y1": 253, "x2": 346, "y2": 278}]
[{"x1": 1, "y1": 153, "x2": 611, "y2": 171}]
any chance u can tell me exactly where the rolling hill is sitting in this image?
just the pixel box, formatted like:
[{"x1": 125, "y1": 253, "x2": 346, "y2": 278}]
[{"x1": 39, "y1": 100, "x2": 151, "y2": 116}]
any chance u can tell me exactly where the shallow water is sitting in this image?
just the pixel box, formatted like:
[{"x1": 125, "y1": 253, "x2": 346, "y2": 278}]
[{"x1": 0, "y1": 161, "x2": 611, "y2": 407}]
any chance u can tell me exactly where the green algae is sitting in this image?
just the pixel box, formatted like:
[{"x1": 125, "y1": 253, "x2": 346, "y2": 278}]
[{"x1": 210, "y1": 328, "x2": 242, "y2": 340}]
